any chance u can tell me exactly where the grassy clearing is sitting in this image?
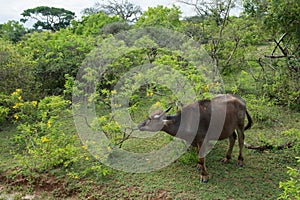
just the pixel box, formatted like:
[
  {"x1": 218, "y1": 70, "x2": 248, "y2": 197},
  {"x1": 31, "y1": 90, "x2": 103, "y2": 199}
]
[
  {"x1": 93, "y1": 137, "x2": 298, "y2": 200},
  {"x1": 0, "y1": 109, "x2": 299, "y2": 199}
]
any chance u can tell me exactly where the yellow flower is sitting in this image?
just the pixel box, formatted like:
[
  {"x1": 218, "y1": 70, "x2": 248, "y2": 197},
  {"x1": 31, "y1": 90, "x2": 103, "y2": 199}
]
[
  {"x1": 99, "y1": 116, "x2": 107, "y2": 122},
  {"x1": 41, "y1": 136, "x2": 50, "y2": 143},
  {"x1": 85, "y1": 156, "x2": 89, "y2": 161},
  {"x1": 12, "y1": 89, "x2": 21, "y2": 95},
  {"x1": 32, "y1": 101, "x2": 38, "y2": 107},
  {"x1": 74, "y1": 176, "x2": 78, "y2": 179},
  {"x1": 203, "y1": 85, "x2": 209, "y2": 92},
  {"x1": 153, "y1": 101, "x2": 161, "y2": 109},
  {"x1": 18, "y1": 96, "x2": 22, "y2": 100},
  {"x1": 147, "y1": 91, "x2": 153, "y2": 97},
  {"x1": 14, "y1": 114, "x2": 19, "y2": 120},
  {"x1": 81, "y1": 145, "x2": 87, "y2": 150},
  {"x1": 47, "y1": 120, "x2": 51, "y2": 127},
  {"x1": 12, "y1": 102, "x2": 24, "y2": 109}
]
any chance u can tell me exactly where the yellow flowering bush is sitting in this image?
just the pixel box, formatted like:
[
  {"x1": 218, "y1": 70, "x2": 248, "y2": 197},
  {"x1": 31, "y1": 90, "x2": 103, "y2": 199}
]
[
  {"x1": 0, "y1": 89, "x2": 39, "y2": 124},
  {"x1": 11, "y1": 95, "x2": 79, "y2": 171},
  {"x1": 0, "y1": 89, "x2": 27, "y2": 126},
  {"x1": 9, "y1": 92, "x2": 110, "y2": 179}
]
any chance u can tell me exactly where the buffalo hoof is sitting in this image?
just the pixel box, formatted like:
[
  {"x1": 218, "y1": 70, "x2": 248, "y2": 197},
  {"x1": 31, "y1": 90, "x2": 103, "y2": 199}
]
[
  {"x1": 236, "y1": 161, "x2": 244, "y2": 167},
  {"x1": 200, "y1": 176, "x2": 209, "y2": 183}
]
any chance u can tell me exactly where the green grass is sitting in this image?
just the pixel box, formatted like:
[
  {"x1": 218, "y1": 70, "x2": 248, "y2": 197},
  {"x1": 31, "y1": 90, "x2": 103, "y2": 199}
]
[
  {"x1": 92, "y1": 140, "x2": 297, "y2": 200},
  {"x1": 0, "y1": 110, "x2": 299, "y2": 199},
  {"x1": 0, "y1": 125, "x2": 17, "y2": 172}
]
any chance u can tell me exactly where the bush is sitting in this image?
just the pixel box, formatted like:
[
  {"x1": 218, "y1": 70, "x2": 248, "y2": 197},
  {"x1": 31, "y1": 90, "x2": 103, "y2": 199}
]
[
  {"x1": 244, "y1": 94, "x2": 281, "y2": 126},
  {"x1": 8, "y1": 91, "x2": 109, "y2": 178},
  {"x1": 100, "y1": 21, "x2": 130, "y2": 35},
  {"x1": 0, "y1": 39, "x2": 34, "y2": 97},
  {"x1": 279, "y1": 157, "x2": 300, "y2": 200}
]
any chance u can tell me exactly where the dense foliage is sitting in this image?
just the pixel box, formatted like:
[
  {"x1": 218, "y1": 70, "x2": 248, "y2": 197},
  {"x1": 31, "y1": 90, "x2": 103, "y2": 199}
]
[{"x1": 0, "y1": 1, "x2": 299, "y2": 198}]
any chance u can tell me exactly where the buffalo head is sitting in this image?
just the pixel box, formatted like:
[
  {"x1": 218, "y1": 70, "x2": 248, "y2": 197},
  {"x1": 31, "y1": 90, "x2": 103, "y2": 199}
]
[{"x1": 138, "y1": 106, "x2": 172, "y2": 132}]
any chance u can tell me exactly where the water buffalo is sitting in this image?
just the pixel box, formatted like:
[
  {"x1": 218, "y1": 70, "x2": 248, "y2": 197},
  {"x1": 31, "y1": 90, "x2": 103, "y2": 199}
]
[{"x1": 138, "y1": 94, "x2": 252, "y2": 182}]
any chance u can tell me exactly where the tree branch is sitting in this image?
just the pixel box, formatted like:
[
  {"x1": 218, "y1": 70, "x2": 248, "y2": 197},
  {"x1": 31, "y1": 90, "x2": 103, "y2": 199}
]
[
  {"x1": 244, "y1": 141, "x2": 295, "y2": 151},
  {"x1": 271, "y1": 33, "x2": 288, "y2": 56},
  {"x1": 264, "y1": 55, "x2": 287, "y2": 59},
  {"x1": 225, "y1": 36, "x2": 240, "y2": 66}
]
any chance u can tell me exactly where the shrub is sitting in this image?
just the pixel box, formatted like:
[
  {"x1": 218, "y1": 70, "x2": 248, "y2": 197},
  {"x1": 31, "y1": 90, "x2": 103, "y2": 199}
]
[
  {"x1": 8, "y1": 91, "x2": 109, "y2": 178},
  {"x1": 244, "y1": 94, "x2": 281, "y2": 126},
  {"x1": 279, "y1": 157, "x2": 300, "y2": 200},
  {"x1": 0, "y1": 39, "x2": 34, "y2": 97}
]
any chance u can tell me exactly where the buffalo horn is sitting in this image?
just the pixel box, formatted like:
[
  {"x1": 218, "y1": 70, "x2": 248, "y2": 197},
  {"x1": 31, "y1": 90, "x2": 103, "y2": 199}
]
[
  {"x1": 165, "y1": 106, "x2": 172, "y2": 113},
  {"x1": 156, "y1": 106, "x2": 172, "y2": 119}
]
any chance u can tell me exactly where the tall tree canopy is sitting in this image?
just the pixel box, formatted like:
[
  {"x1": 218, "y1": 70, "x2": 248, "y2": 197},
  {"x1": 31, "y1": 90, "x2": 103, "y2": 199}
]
[
  {"x1": 135, "y1": 5, "x2": 182, "y2": 29},
  {"x1": 0, "y1": 20, "x2": 27, "y2": 42},
  {"x1": 242, "y1": 0, "x2": 269, "y2": 17},
  {"x1": 82, "y1": 0, "x2": 142, "y2": 23},
  {"x1": 72, "y1": 12, "x2": 121, "y2": 36},
  {"x1": 21, "y1": 6, "x2": 75, "y2": 31}
]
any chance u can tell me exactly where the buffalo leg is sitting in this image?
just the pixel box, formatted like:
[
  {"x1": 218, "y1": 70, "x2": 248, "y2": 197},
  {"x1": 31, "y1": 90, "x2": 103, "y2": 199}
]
[
  {"x1": 196, "y1": 142, "x2": 209, "y2": 183},
  {"x1": 236, "y1": 128, "x2": 244, "y2": 167},
  {"x1": 222, "y1": 132, "x2": 236, "y2": 163}
]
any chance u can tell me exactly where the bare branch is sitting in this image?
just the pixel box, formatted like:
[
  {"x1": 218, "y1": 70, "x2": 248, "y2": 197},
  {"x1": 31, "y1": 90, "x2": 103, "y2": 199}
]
[
  {"x1": 92, "y1": 0, "x2": 142, "y2": 23},
  {"x1": 264, "y1": 55, "x2": 287, "y2": 59},
  {"x1": 225, "y1": 36, "x2": 240, "y2": 66},
  {"x1": 244, "y1": 141, "x2": 295, "y2": 151},
  {"x1": 116, "y1": 128, "x2": 136, "y2": 148},
  {"x1": 177, "y1": 0, "x2": 210, "y2": 16},
  {"x1": 271, "y1": 33, "x2": 288, "y2": 55}
]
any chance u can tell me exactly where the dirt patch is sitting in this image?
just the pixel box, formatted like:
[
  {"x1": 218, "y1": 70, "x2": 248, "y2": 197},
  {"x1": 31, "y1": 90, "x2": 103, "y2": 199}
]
[{"x1": 0, "y1": 168, "x2": 80, "y2": 198}]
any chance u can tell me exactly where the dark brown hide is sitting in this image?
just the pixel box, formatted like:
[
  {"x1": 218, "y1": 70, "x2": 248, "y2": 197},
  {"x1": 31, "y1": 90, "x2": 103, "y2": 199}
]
[{"x1": 138, "y1": 94, "x2": 253, "y2": 182}]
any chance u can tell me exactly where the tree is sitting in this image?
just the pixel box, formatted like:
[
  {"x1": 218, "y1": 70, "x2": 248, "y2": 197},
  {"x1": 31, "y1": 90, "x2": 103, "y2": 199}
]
[
  {"x1": 72, "y1": 12, "x2": 121, "y2": 36},
  {"x1": 21, "y1": 6, "x2": 75, "y2": 31},
  {"x1": 242, "y1": 0, "x2": 270, "y2": 17},
  {"x1": 178, "y1": 0, "x2": 236, "y2": 25},
  {"x1": 75, "y1": 30, "x2": 217, "y2": 148},
  {"x1": 263, "y1": 0, "x2": 300, "y2": 107},
  {"x1": 0, "y1": 39, "x2": 34, "y2": 96},
  {"x1": 135, "y1": 5, "x2": 182, "y2": 29},
  {"x1": 177, "y1": 0, "x2": 238, "y2": 76},
  {"x1": 82, "y1": 0, "x2": 142, "y2": 23},
  {"x1": 100, "y1": 21, "x2": 130, "y2": 35},
  {"x1": 0, "y1": 20, "x2": 27, "y2": 43},
  {"x1": 20, "y1": 30, "x2": 94, "y2": 96},
  {"x1": 242, "y1": 0, "x2": 300, "y2": 108},
  {"x1": 264, "y1": 0, "x2": 300, "y2": 52}
]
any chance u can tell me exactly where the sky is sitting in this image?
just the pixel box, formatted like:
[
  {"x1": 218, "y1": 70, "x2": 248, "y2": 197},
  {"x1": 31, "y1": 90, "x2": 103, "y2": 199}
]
[{"x1": 0, "y1": 0, "x2": 197, "y2": 25}]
